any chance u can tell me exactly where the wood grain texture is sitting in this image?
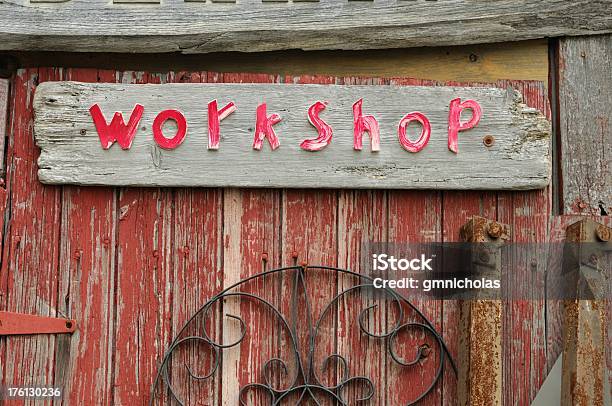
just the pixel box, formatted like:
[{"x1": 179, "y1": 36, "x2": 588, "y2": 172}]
[
  {"x1": 111, "y1": 71, "x2": 175, "y2": 405},
  {"x1": 279, "y1": 74, "x2": 339, "y2": 404},
  {"x1": 1, "y1": 68, "x2": 63, "y2": 399},
  {"x1": 558, "y1": 35, "x2": 611, "y2": 404},
  {"x1": 1, "y1": 68, "x2": 559, "y2": 405},
  {"x1": 441, "y1": 191, "x2": 496, "y2": 406},
  {"x1": 337, "y1": 189, "x2": 388, "y2": 404},
  {"x1": 387, "y1": 189, "x2": 443, "y2": 406},
  {"x1": 281, "y1": 188, "x2": 338, "y2": 402},
  {"x1": 498, "y1": 189, "x2": 550, "y2": 406},
  {"x1": 0, "y1": 78, "x2": 8, "y2": 175},
  {"x1": 219, "y1": 72, "x2": 283, "y2": 406},
  {"x1": 54, "y1": 67, "x2": 118, "y2": 405},
  {"x1": 558, "y1": 35, "x2": 612, "y2": 216},
  {"x1": 169, "y1": 71, "x2": 224, "y2": 405},
  {"x1": 113, "y1": 186, "x2": 174, "y2": 405},
  {"x1": 222, "y1": 187, "x2": 283, "y2": 405},
  {"x1": 7, "y1": 40, "x2": 550, "y2": 84},
  {"x1": 33, "y1": 82, "x2": 551, "y2": 190},
  {"x1": 1, "y1": 1, "x2": 611, "y2": 53},
  {"x1": 498, "y1": 80, "x2": 551, "y2": 406}
]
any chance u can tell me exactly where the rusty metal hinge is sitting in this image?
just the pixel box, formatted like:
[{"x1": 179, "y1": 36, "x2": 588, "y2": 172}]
[{"x1": 0, "y1": 311, "x2": 76, "y2": 336}]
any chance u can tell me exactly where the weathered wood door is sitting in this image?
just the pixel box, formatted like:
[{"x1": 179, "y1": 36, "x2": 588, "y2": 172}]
[{"x1": 1, "y1": 68, "x2": 553, "y2": 405}]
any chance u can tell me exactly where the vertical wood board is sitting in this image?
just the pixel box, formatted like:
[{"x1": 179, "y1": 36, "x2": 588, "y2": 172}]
[{"x1": 558, "y1": 35, "x2": 612, "y2": 216}]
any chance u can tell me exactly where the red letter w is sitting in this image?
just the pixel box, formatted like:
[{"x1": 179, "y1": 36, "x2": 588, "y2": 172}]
[{"x1": 89, "y1": 104, "x2": 144, "y2": 150}]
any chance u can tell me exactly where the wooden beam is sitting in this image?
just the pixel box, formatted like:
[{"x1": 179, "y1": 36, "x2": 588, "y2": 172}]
[
  {"x1": 4, "y1": 40, "x2": 550, "y2": 84},
  {"x1": 558, "y1": 35, "x2": 612, "y2": 215},
  {"x1": 0, "y1": 1, "x2": 611, "y2": 54},
  {"x1": 457, "y1": 216, "x2": 510, "y2": 406},
  {"x1": 561, "y1": 219, "x2": 610, "y2": 406}
]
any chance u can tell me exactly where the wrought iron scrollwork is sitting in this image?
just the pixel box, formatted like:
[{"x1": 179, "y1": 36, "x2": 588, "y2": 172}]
[{"x1": 151, "y1": 266, "x2": 457, "y2": 405}]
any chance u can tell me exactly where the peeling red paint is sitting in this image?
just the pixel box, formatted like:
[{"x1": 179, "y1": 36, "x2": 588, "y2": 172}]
[{"x1": 2, "y1": 70, "x2": 557, "y2": 406}]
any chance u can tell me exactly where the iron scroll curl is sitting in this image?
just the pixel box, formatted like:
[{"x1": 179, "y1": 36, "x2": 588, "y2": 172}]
[{"x1": 150, "y1": 265, "x2": 457, "y2": 405}]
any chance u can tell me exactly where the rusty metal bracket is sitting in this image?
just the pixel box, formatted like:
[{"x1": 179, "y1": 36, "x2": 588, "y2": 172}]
[
  {"x1": 457, "y1": 216, "x2": 510, "y2": 406},
  {"x1": 561, "y1": 219, "x2": 610, "y2": 406},
  {"x1": 0, "y1": 311, "x2": 76, "y2": 336}
]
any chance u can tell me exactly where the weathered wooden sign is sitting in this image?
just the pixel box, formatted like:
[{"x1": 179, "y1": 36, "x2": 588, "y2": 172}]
[
  {"x1": 1, "y1": 1, "x2": 611, "y2": 54},
  {"x1": 33, "y1": 82, "x2": 551, "y2": 189}
]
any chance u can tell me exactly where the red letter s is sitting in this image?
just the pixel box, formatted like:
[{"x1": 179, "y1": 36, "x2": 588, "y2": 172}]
[{"x1": 300, "y1": 101, "x2": 333, "y2": 151}]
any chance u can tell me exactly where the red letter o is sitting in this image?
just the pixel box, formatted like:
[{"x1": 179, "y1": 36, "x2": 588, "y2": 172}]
[
  {"x1": 398, "y1": 112, "x2": 431, "y2": 153},
  {"x1": 153, "y1": 110, "x2": 187, "y2": 150}
]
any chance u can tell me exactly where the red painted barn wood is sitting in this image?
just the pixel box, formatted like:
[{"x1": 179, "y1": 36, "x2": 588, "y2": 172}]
[
  {"x1": 0, "y1": 69, "x2": 554, "y2": 405},
  {"x1": 54, "y1": 67, "x2": 118, "y2": 405},
  {"x1": 1, "y1": 68, "x2": 63, "y2": 403}
]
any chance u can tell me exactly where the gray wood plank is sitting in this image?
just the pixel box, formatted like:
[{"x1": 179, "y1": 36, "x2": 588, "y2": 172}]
[
  {"x1": 33, "y1": 81, "x2": 551, "y2": 189},
  {"x1": 1, "y1": 0, "x2": 611, "y2": 53},
  {"x1": 558, "y1": 34, "x2": 612, "y2": 215}
]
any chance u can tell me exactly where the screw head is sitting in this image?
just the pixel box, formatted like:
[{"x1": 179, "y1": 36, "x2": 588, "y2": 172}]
[
  {"x1": 596, "y1": 225, "x2": 610, "y2": 242},
  {"x1": 487, "y1": 222, "x2": 503, "y2": 239},
  {"x1": 261, "y1": 252, "x2": 269, "y2": 262},
  {"x1": 483, "y1": 135, "x2": 495, "y2": 147}
]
